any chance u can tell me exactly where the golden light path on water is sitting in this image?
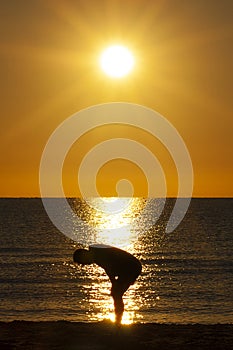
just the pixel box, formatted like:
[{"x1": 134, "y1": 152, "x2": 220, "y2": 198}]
[
  {"x1": 86, "y1": 197, "x2": 145, "y2": 248},
  {"x1": 74, "y1": 197, "x2": 146, "y2": 324}
]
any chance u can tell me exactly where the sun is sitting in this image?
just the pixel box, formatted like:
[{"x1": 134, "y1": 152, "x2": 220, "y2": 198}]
[{"x1": 100, "y1": 45, "x2": 135, "y2": 78}]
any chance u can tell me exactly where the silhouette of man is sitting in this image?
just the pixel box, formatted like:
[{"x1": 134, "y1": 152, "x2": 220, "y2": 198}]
[{"x1": 73, "y1": 244, "x2": 142, "y2": 324}]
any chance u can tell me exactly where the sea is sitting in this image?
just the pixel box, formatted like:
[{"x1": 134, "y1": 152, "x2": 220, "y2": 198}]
[{"x1": 0, "y1": 198, "x2": 232, "y2": 324}]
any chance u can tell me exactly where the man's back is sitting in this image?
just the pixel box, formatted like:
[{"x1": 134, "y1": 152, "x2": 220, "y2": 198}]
[{"x1": 89, "y1": 244, "x2": 142, "y2": 280}]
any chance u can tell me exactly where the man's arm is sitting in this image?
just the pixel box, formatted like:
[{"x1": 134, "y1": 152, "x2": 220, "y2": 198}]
[{"x1": 105, "y1": 268, "x2": 117, "y2": 284}]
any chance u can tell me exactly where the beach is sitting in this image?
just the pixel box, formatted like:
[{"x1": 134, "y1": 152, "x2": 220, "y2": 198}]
[{"x1": 0, "y1": 321, "x2": 233, "y2": 350}]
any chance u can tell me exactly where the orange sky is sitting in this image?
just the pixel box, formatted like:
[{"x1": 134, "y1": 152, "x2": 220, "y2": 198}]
[{"x1": 0, "y1": 0, "x2": 232, "y2": 197}]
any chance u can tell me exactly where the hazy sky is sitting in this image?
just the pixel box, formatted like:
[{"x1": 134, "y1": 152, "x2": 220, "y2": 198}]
[{"x1": 0, "y1": 0, "x2": 232, "y2": 197}]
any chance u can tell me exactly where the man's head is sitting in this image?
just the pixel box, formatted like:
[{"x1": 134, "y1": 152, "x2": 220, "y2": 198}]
[{"x1": 73, "y1": 249, "x2": 94, "y2": 265}]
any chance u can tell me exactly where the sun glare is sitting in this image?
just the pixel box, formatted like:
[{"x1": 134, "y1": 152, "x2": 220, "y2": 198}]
[{"x1": 100, "y1": 45, "x2": 135, "y2": 78}]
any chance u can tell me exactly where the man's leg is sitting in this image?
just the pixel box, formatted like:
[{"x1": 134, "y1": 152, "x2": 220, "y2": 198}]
[
  {"x1": 113, "y1": 294, "x2": 124, "y2": 324},
  {"x1": 111, "y1": 278, "x2": 132, "y2": 324}
]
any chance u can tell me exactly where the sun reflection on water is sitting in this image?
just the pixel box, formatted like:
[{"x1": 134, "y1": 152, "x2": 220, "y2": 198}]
[{"x1": 74, "y1": 197, "x2": 147, "y2": 248}]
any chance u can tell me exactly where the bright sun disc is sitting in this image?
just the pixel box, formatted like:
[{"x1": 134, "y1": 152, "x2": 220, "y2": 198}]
[{"x1": 100, "y1": 45, "x2": 134, "y2": 78}]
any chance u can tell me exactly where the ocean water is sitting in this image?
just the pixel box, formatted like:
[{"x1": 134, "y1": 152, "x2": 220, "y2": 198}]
[{"x1": 0, "y1": 198, "x2": 232, "y2": 324}]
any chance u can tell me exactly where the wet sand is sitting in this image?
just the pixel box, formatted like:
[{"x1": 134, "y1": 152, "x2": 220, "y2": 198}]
[{"x1": 0, "y1": 321, "x2": 233, "y2": 350}]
